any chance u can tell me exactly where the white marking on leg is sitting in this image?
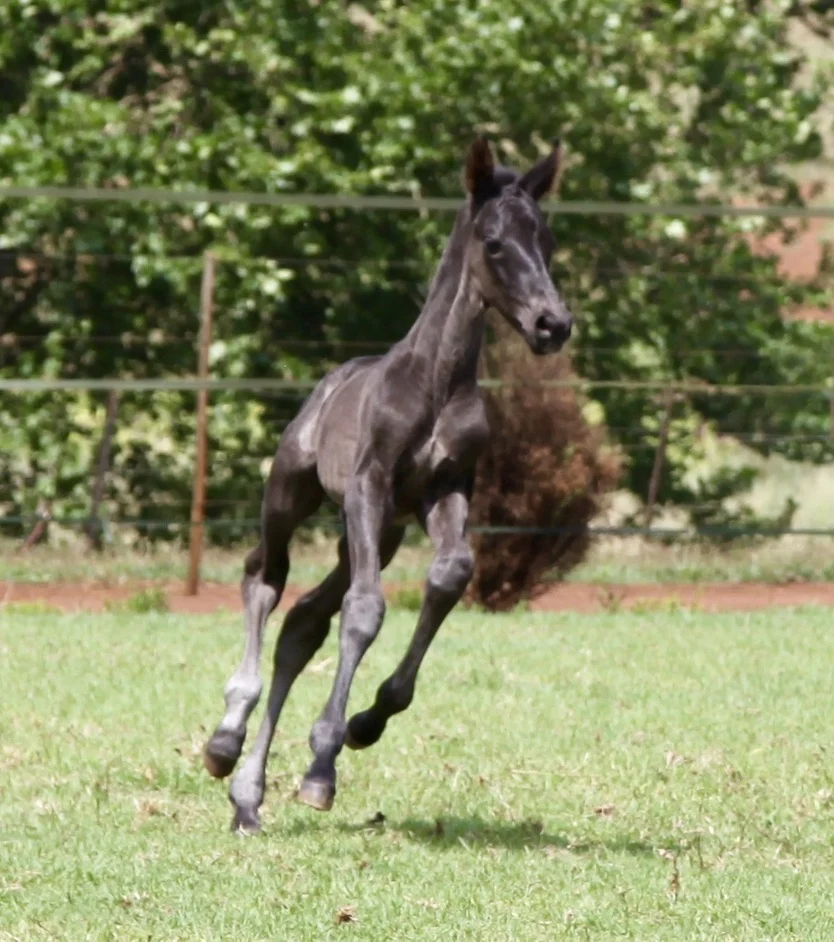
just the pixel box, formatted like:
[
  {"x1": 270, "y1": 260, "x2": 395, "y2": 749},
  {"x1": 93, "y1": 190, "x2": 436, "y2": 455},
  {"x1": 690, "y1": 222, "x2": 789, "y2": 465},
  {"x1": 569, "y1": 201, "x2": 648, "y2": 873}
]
[{"x1": 216, "y1": 582, "x2": 276, "y2": 737}]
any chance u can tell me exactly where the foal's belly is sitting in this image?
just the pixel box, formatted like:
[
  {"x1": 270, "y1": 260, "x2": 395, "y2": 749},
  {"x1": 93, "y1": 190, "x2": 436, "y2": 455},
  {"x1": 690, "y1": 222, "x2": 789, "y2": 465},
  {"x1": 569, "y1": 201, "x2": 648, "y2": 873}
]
[
  {"x1": 315, "y1": 428, "x2": 444, "y2": 520},
  {"x1": 316, "y1": 436, "x2": 431, "y2": 518}
]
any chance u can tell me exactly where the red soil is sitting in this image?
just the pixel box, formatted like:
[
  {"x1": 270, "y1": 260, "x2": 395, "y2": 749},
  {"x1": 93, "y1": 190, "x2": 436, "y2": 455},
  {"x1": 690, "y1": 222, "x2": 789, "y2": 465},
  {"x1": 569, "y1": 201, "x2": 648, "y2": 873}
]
[{"x1": 5, "y1": 578, "x2": 834, "y2": 615}]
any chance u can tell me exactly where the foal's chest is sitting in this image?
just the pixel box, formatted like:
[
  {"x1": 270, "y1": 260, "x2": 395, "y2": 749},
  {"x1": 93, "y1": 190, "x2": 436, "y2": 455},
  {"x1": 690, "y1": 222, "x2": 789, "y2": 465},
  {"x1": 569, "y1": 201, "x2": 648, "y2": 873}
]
[{"x1": 399, "y1": 393, "x2": 490, "y2": 494}]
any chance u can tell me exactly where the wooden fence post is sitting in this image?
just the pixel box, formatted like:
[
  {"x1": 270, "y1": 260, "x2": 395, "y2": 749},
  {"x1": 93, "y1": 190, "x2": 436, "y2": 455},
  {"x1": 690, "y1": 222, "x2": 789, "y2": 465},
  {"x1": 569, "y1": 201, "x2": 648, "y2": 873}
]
[
  {"x1": 185, "y1": 251, "x2": 215, "y2": 596},
  {"x1": 643, "y1": 386, "x2": 675, "y2": 529},
  {"x1": 828, "y1": 342, "x2": 834, "y2": 438},
  {"x1": 19, "y1": 500, "x2": 52, "y2": 553},
  {"x1": 85, "y1": 388, "x2": 119, "y2": 551}
]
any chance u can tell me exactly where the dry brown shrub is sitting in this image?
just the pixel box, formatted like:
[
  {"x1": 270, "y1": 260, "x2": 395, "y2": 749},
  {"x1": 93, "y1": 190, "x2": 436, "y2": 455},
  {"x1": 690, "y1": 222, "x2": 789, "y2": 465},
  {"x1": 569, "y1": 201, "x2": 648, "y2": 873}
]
[{"x1": 466, "y1": 334, "x2": 621, "y2": 612}]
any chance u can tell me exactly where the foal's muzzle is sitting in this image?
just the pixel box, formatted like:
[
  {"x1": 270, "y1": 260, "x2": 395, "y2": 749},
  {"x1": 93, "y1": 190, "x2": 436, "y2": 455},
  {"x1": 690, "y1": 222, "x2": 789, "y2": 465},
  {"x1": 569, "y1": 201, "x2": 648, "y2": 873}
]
[{"x1": 532, "y1": 309, "x2": 573, "y2": 354}]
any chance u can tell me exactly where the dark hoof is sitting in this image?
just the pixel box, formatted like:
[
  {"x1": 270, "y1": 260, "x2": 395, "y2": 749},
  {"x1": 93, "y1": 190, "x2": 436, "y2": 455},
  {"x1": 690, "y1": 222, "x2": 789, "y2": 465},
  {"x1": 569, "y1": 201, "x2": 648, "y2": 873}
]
[
  {"x1": 345, "y1": 711, "x2": 385, "y2": 751},
  {"x1": 231, "y1": 804, "x2": 262, "y2": 835},
  {"x1": 296, "y1": 777, "x2": 335, "y2": 812},
  {"x1": 203, "y1": 731, "x2": 242, "y2": 779},
  {"x1": 343, "y1": 724, "x2": 366, "y2": 751}
]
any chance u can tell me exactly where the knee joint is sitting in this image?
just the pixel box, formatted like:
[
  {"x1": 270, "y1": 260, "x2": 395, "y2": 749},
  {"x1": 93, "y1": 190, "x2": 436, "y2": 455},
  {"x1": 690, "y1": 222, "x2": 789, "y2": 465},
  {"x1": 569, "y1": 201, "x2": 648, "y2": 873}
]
[
  {"x1": 428, "y1": 546, "x2": 474, "y2": 598},
  {"x1": 341, "y1": 586, "x2": 385, "y2": 645},
  {"x1": 225, "y1": 674, "x2": 262, "y2": 707}
]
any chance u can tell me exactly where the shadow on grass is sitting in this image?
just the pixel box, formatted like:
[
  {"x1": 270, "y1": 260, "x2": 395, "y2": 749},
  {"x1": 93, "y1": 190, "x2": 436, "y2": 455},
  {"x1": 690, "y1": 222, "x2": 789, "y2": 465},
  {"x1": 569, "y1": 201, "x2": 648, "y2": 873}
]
[{"x1": 337, "y1": 814, "x2": 674, "y2": 857}]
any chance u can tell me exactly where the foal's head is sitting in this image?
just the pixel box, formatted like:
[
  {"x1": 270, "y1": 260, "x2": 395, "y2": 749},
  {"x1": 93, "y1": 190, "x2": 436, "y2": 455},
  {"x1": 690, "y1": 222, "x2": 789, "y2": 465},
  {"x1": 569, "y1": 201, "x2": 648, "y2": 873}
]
[{"x1": 464, "y1": 137, "x2": 572, "y2": 355}]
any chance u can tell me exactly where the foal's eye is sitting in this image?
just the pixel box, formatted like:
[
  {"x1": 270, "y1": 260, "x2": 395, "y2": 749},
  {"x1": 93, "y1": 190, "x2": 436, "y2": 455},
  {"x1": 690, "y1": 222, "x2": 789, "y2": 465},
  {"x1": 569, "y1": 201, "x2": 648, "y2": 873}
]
[{"x1": 485, "y1": 238, "x2": 502, "y2": 256}]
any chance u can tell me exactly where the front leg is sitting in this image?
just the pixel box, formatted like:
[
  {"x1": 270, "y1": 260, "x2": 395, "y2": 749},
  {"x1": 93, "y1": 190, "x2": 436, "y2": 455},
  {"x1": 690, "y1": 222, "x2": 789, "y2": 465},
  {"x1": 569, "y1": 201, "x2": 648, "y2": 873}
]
[
  {"x1": 346, "y1": 483, "x2": 473, "y2": 751},
  {"x1": 296, "y1": 462, "x2": 393, "y2": 811}
]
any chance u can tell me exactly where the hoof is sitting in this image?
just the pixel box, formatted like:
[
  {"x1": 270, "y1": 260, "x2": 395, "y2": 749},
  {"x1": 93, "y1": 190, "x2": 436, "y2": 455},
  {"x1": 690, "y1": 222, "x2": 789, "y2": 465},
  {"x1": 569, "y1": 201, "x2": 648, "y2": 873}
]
[
  {"x1": 296, "y1": 777, "x2": 335, "y2": 812},
  {"x1": 203, "y1": 731, "x2": 242, "y2": 779},
  {"x1": 343, "y1": 725, "x2": 366, "y2": 751},
  {"x1": 231, "y1": 805, "x2": 262, "y2": 835},
  {"x1": 345, "y1": 712, "x2": 384, "y2": 751}
]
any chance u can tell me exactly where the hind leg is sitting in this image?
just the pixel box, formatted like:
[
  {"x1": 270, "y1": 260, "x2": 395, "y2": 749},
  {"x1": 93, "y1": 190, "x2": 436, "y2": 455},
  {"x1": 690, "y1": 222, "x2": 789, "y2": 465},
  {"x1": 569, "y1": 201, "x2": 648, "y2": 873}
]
[
  {"x1": 229, "y1": 529, "x2": 404, "y2": 832},
  {"x1": 203, "y1": 543, "x2": 279, "y2": 778},
  {"x1": 227, "y1": 537, "x2": 351, "y2": 832},
  {"x1": 229, "y1": 524, "x2": 405, "y2": 831},
  {"x1": 203, "y1": 461, "x2": 322, "y2": 780}
]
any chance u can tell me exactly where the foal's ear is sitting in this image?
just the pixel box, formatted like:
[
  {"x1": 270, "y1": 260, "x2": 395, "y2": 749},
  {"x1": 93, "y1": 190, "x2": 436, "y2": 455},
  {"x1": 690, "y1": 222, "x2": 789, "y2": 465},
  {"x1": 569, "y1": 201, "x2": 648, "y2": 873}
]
[
  {"x1": 518, "y1": 139, "x2": 563, "y2": 202},
  {"x1": 464, "y1": 137, "x2": 496, "y2": 200}
]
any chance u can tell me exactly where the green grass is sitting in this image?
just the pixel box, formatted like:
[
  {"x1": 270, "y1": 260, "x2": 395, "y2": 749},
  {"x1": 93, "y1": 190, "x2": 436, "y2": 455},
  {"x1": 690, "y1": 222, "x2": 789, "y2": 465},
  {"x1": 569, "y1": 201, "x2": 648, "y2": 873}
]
[
  {"x1": 7, "y1": 529, "x2": 834, "y2": 590},
  {"x1": 7, "y1": 450, "x2": 834, "y2": 590},
  {"x1": 560, "y1": 533, "x2": 834, "y2": 585},
  {"x1": 0, "y1": 534, "x2": 434, "y2": 588},
  {"x1": 2, "y1": 606, "x2": 834, "y2": 939},
  {"x1": 104, "y1": 586, "x2": 170, "y2": 614}
]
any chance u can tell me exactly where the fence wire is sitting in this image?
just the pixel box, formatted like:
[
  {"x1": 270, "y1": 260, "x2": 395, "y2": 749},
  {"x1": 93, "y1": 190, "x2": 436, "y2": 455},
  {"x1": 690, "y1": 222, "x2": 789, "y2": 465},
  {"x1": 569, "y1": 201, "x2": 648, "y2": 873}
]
[
  {"x1": 3, "y1": 373, "x2": 834, "y2": 540},
  {"x1": 2, "y1": 183, "x2": 834, "y2": 218},
  {"x1": 2, "y1": 191, "x2": 833, "y2": 548}
]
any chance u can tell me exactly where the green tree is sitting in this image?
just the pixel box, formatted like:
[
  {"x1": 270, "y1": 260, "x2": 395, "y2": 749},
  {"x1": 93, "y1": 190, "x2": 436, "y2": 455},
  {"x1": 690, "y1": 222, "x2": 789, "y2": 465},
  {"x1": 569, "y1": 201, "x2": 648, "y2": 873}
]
[{"x1": 0, "y1": 0, "x2": 831, "y2": 538}]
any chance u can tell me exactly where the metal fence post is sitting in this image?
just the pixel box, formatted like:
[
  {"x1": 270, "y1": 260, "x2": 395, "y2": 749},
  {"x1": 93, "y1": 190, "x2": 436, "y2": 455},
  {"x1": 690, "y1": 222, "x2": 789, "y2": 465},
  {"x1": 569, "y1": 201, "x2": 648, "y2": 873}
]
[{"x1": 185, "y1": 251, "x2": 216, "y2": 596}]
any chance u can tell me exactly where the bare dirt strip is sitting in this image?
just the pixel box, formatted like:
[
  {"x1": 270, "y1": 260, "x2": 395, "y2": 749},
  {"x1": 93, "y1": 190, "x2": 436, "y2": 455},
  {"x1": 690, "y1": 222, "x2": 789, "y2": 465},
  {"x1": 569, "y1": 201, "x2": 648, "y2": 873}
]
[{"x1": 5, "y1": 579, "x2": 834, "y2": 615}]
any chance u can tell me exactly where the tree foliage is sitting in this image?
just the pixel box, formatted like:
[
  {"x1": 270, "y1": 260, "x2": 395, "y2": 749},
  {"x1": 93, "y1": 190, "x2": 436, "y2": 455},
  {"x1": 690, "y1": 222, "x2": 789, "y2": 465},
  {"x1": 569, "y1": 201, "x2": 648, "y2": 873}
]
[{"x1": 0, "y1": 0, "x2": 831, "y2": 538}]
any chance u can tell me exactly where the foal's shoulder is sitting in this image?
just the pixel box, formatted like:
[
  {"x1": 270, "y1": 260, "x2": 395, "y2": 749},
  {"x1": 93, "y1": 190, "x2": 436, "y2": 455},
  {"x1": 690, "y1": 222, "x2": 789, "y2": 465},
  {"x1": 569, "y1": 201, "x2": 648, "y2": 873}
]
[{"x1": 377, "y1": 344, "x2": 432, "y2": 386}]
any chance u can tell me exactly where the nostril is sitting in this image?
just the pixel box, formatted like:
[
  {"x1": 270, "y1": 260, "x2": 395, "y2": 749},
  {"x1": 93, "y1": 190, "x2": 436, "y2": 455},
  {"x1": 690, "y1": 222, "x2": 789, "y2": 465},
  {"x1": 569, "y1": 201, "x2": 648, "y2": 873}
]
[{"x1": 535, "y1": 313, "x2": 555, "y2": 335}]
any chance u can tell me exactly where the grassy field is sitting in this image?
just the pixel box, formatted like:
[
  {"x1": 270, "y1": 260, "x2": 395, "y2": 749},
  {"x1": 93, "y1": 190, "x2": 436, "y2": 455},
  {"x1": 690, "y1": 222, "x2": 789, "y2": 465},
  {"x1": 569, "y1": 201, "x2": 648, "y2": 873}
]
[
  {"x1": 0, "y1": 533, "x2": 433, "y2": 588},
  {"x1": 2, "y1": 605, "x2": 834, "y2": 940},
  {"x1": 7, "y1": 529, "x2": 834, "y2": 589},
  {"x1": 8, "y1": 429, "x2": 834, "y2": 591}
]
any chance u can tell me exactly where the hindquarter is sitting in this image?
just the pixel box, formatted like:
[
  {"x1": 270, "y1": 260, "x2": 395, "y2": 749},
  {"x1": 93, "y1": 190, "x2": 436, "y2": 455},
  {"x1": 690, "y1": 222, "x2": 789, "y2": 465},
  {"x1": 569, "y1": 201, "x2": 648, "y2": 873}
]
[
  {"x1": 313, "y1": 368, "x2": 372, "y2": 504},
  {"x1": 263, "y1": 358, "x2": 381, "y2": 504},
  {"x1": 312, "y1": 351, "x2": 428, "y2": 503}
]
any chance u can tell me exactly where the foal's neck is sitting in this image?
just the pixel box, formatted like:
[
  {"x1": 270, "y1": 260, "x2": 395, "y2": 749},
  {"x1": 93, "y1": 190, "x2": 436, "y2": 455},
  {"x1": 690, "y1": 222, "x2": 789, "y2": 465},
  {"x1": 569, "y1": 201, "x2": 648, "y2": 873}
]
[
  {"x1": 431, "y1": 267, "x2": 483, "y2": 404},
  {"x1": 406, "y1": 205, "x2": 484, "y2": 409}
]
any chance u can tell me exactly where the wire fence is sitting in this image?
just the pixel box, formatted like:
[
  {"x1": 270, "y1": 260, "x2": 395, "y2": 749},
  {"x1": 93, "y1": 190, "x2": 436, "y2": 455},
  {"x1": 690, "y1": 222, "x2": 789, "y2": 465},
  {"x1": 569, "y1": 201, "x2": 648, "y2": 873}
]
[
  {"x1": 5, "y1": 374, "x2": 834, "y2": 539},
  {"x1": 2, "y1": 183, "x2": 834, "y2": 217},
  {"x1": 2, "y1": 190, "x2": 834, "y2": 575}
]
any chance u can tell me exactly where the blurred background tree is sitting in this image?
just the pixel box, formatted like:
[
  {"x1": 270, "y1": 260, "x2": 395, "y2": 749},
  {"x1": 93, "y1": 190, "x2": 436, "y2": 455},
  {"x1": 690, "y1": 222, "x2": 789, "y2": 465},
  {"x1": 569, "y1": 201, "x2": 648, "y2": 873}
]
[{"x1": 0, "y1": 0, "x2": 831, "y2": 543}]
